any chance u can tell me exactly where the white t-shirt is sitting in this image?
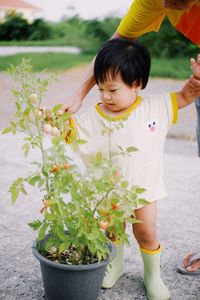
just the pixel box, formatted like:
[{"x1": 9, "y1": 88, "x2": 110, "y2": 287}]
[{"x1": 71, "y1": 92, "x2": 178, "y2": 207}]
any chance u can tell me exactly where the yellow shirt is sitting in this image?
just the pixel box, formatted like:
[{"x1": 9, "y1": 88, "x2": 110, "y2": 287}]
[{"x1": 117, "y1": 0, "x2": 200, "y2": 46}]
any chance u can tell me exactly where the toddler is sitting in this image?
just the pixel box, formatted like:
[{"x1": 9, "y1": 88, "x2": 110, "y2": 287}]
[{"x1": 66, "y1": 38, "x2": 200, "y2": 300}]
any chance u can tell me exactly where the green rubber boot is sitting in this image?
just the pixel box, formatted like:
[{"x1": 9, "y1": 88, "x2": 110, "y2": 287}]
[
  {"x1": 102, "y1": 242, "x2": 124, "y2": 288},
  {"x1": 140, "y1": 244, "x2": 171, "y2": 300}
]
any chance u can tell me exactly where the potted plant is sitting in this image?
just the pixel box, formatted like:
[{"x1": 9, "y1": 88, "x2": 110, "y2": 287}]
[{"x1": 3, "y1": 59, "x2": 147, "y2": 300}]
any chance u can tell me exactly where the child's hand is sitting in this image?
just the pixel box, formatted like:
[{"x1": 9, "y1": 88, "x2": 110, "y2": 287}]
[{"x1": 189, "y1": 54, "x2": 200, "y2": 96}]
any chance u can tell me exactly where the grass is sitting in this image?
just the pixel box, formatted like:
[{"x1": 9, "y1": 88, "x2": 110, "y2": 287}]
[
  {"x1": 0, "y1": 52, "x2": 192, "y2": 79},
  {"x1": 0, "y1": 53, "x2": 93, "y2": 72},
  {"x1": 150, "y1": 57, "x2": 191, "y2": 79}
]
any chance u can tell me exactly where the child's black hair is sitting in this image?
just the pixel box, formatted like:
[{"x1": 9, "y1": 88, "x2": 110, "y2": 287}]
[{"x1": 94, "y1": 38, "x2": 151, "y2": 89}]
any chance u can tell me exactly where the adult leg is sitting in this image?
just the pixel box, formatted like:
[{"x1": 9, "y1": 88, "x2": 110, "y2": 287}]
[
  {"x1": 182, "y1": 253, "x2": 200, "y2": 272},
  {"x1": 195, "y1": 97, "x2": 200, "y2": 157},
  {"x1": 178, "y1": 252, "x2": 200, "y2": 275},
  {"x1": 133, "y1": 201, "x2": 170, "y2": 300},
  {"x1": 178, "y1": 98, "x2": 200, "y2": 276}
]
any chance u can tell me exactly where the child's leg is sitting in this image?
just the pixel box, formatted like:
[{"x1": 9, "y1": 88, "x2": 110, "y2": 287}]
[
  {"x1": 132, "y1": 201, "x2": 170, "y2": 300},
  {"x1": 132, "y1": 201, "x2": 159, "y2": 251}
]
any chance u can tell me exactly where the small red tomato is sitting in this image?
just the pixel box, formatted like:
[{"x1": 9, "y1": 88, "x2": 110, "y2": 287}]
[
  {"x1": 46, "y1": 114, "x2": 52, "y2": 121},
  {"x1": 43, "y1": 199, "x2": 51, "y2": 208},
  {"x1": 114, "y1": 171, "x2": 121, "y2": 177},
  {"x1": 52, "y1": 165, "x2": 58, "y2": 173},
  {"x1": 111, "y1": 203, "x2": 120, "y2": 210},
  {"x1": 59, "y1": 164, "x2": 63, "y2": 169},
  {"x1": 40, "y1": 199, "x2": 51, "y2": 213},
  {"x1": 63, "y1": 163, "x2": 70, "y2": 170}
]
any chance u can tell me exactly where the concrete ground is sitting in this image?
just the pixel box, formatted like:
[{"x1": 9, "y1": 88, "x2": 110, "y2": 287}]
[
  {"x1": 0, "y1": 46, "x2": 81, "y2": 56},
  {"x1": 0, "y1": 67, "x2": 200, "y2": 299}
]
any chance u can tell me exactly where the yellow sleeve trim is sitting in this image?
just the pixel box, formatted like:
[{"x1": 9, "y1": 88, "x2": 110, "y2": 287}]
[
  {"x1": 65, "y1": 117, "x2": 76, "y2": 143},
  {"x1": 140, "y1": 244, "x2": 162, "y2": 255},
  {"x1": 171, "y1": 92, "x2": 178, "y2": 124}
]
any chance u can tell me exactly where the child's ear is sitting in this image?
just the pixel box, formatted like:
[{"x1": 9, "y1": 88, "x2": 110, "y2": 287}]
[{"x1": 132, "y1": 80, "x2": 142, "y2": 91}]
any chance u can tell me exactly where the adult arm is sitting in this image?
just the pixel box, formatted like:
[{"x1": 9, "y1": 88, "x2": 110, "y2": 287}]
[
  {"x1": 176, "y1": 54, "x2": 200, "y2": 109},
  {"x1": 63, "y1": 0, "x2": 166, "y2": 113}
]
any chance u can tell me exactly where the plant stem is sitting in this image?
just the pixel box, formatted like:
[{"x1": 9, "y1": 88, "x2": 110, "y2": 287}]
[
  {"x1": 31, "y1": 97, "x2": 50, "y2": 193},
  {"x1": 92, "y1": 190, "x2": 110, "y2": 215},
  {"x1": 108, "y1": 122, "x2": 112, "y2": 161}
]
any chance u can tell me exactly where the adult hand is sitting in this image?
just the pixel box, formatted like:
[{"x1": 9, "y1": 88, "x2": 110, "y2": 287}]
[{"x1": 189, "y1": 53, "x2": 200, "y2": 95}]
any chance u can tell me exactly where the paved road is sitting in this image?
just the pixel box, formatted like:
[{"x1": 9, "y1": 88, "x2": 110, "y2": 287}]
[
  {"x1": 0, "y1": 133, "x2": 199, "y2": 300},
  {"x1": 0, "y1": 46, "x2": 81, "y2": 56},
  {"x1": 0, "y1": 67, "x2": 199, "y2": 299}
]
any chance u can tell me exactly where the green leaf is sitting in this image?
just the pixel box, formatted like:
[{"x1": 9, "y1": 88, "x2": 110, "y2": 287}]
[
  {"x1": 38, "y1": 223, "x2": 48, "y2": 241},
  {"x1": 76, "y1": 139, "x2": 87, "y2": 145},
  {"x1": 135, "y1": 188, "x2": 146, "y2": 194},
  {"x1": 61, "y1": 112, "x2": 71, "y2": 122},
  {"x1": 45, "y1": 212, "x2": 57, "y2": 221},
  {"x1": 42, "y1": 166, "x2": 48, "y2": 177},
  {"x1": 38, "y1": 178, "x2": 45, "y2": 188},
  {"x1": 20, "y1": 186, "x2": 27, "y2": 195},
  {"x1": 44, "y1": 237, "x2": 56, "y2": 251},
  {"x1": 57, "y1": 227, "x2": 68, "y2": 242},
  {"x1": 25, "y1": 175, "x2": 41, "y2": 186},
  {"x1": 1, "y1": 127, "x2": 12, "y2": 134},
  {"x1": 130, "y1": 192, "x2": 137, "y2": 200},
  {"x1": 59, "y1": 241, "x2": 71, "y2": 253},
  {"x1": 52, "y1": 104, "x2": 62, "y2": 113},
  {"x1": 10, "y1": 121, "x2": 17, "y2": 128},
  {"x1": 126, "y1": 217, "x2": 141, "y2": 224},
  {"x1": 28, "y1": 220, "x2": 43, "y2": 230},
  {"x1": 121, "y1": 181, "x2": 129, "y2": 189},
  {"x1": 24, "y1": 108, "x2": 30, "y2": 116},
  {"x1": 8, "y1": 177, "x2": 23, "y2": 203},
  {"x1": 19, "y1": 119, "x2": 27, "y2": 130},
  {"x1": 126, "y1": 146, "x2": 138, "y2": 153},
  {"x1": 22, "y1": 143, "x2": 30, "y2": 158},
  {"x1": 138, "y1": 198, "x2": 149, "y2": 206},
  {"x1": 24, "y1": 137, "x2": 32, "y2": 142}
]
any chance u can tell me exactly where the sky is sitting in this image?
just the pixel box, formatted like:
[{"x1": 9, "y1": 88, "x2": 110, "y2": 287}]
[{"x1": 28, "y1": 0, "x2": 132, "y2": 21}]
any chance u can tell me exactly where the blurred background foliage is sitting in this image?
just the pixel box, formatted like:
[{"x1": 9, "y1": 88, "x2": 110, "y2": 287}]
[
  {"x1": 0, "y1": 13, "x2": 198, "y2": 58},
  {"x1": 0, "y1": 13, "x2": 198, "y2": 77}
]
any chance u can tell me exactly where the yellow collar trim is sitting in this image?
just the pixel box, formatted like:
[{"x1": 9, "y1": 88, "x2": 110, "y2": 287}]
[{"x1": 95, "y1": 96, "x2": 142, "y2": 121}]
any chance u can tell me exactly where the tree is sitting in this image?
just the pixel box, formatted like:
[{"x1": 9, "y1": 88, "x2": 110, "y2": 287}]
[{"x1": 0, "y1": 14, "x2": 29, "y2": 40}]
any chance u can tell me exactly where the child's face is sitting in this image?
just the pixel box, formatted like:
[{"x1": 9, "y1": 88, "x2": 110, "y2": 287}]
[{"x1": 97, "y1": 73, "x2": 141, "y2": 112}]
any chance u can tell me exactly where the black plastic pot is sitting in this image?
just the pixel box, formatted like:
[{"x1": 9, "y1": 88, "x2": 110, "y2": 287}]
[{"x1": 32, "y1": 240, "x2": 115, "y2": 300}]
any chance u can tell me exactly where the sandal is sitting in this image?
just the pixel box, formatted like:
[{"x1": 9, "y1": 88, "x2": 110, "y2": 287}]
[{"x1": 177, "y1": 253, "x2": 200, "y2": 275}]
